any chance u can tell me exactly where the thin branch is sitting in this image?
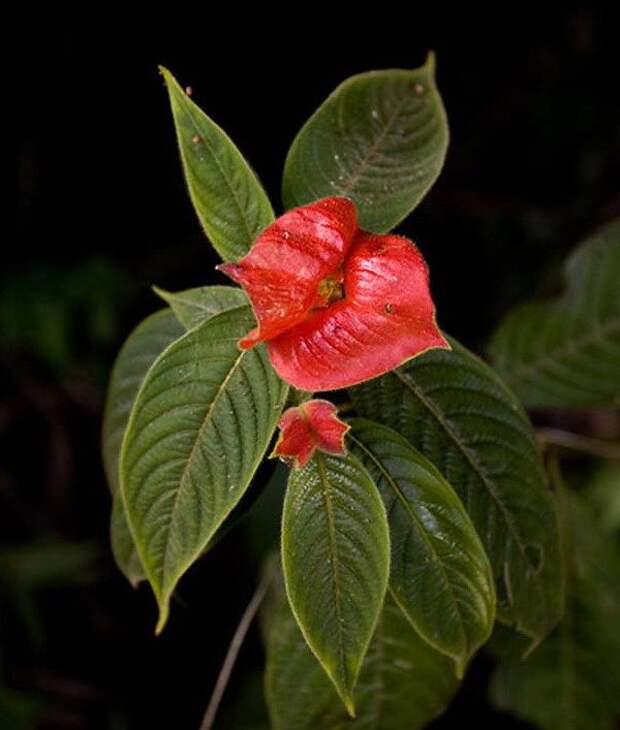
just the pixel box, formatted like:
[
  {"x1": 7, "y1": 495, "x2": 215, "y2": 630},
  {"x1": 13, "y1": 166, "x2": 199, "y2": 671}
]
[
  {"x1": 199, "y1": 571, "x2": 272, "y2": 730},
  {"x1": 537, "y1": 427, "x2": 620, "y2": 460}
]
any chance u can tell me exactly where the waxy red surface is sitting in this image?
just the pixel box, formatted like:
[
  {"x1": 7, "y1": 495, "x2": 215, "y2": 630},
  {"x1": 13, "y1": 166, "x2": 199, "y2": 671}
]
[
  {"x1": 272, "y1": 399, "x2": 349, "y2": 468},
  {"x1": 218, "y1": 197, "x2": 448, "y2": 390}
]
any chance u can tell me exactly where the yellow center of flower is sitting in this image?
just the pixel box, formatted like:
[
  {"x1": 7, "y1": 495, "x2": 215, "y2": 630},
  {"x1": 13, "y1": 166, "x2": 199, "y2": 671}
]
[{"x1": 316, "y1": 274, "x2": 345, "y2": 307}]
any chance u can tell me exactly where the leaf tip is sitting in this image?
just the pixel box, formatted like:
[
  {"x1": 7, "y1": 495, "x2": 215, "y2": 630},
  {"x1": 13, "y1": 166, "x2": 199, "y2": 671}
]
[
  {"x1": 342, "y1": 693, "x2": 356, "y2": 718},
  {"x1": 155, "y1": 602, "x2": 170, "y2": 636},
  {"x1": 453, "y1": 654, "x2": 467, "y2": 680},
  {"x1": 152, "y1": 285, "x2": 172, "y2": 305},
  {"x1": 424, "y1": 51, "x2": 437, "y2": 76},
  {"x1": 521, "y1": 632, "x2": 543, "y2": 660}
]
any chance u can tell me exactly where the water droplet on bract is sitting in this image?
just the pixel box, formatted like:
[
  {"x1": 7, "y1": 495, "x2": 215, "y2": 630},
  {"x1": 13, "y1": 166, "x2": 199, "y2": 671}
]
[
  {"x1": 185, "y1": 86, "x2": 193, "y2": 96},
  {"x1": 371, "y1": 109, "x2": 379, "y2": 119},
  {"x1": 334, "y1": 153, "x2": 340, "y2": 161},
  {"x1": 384, "y1": 303, "x2": 394, "y2": 314},
  {"x1": 192, "y1": 134, "x2": 202, "y2": 144},
  {"x1": 283, "y1": 231, "x2": 290, "y2": 240}
]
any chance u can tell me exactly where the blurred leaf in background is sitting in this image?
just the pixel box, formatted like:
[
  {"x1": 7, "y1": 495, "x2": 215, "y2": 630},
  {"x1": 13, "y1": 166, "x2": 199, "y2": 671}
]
[{"x1": 0, "y1": 258, "x2": 130, "y2": 381}]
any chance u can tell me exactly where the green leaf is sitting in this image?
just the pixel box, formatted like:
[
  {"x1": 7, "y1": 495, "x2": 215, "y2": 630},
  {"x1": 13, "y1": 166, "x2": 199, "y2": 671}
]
[
  {"x1": 103, "y1": 288, "x2": 249, "y2": 587},
  {"x1": 160, "y1": 67, "x2": 274, "y2": 261},
  {"x1": 102, "y1": 309, "x2": 184, "y2": 496},
  {"x1": 586, "y1": 462, "x2": 620, "y2": 535},
  {"x1": 264, "y1": 567, "x2": 459, "y2": 730},
  {"x1": 350, "y1": 337, "x2": 565, "y2": 646},
  {"x1": 281, "y1": 453, "x2": 390, "y2": 715},
  {"x1": 282, "y1": 53, "x2": 448, "y2": 232},
  {"x1": 348, "y1": 419, "x2": 495, "y2": 675},
  {"x1": 490, "y1": 494, "x2": 620, "y2": 730},
  {"x1": 103, "y1": 309, "x2": 183, "y2": 588},
  {"x1": 153, "y1": 284, "x2": 247, "y2": 330},
  {"x1": 110, "y1": 493, "x2": 144, "y2": 588},
  {"x1": 120, "y1": 305, "x2": 288, "y2": 630},
  {"x1": 489, "y1": 218, "x2": 620, "y2": 409}
]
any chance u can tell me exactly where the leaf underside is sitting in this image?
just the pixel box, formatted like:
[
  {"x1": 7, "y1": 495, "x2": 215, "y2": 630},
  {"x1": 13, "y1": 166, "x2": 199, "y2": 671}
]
[
  {"x1": 153, "y1": 284, "x2": 248, "y2": 330},
  {"x1": 102, "y1": 309, "x2": 184, "y2": 585},
  {"x1": 102, "y1": 309, "x2": 184, "y2": 496}
]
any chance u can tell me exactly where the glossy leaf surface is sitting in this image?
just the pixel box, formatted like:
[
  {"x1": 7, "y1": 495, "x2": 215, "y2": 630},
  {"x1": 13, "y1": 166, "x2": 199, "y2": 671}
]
[
  {"x1": 120, "y1": 306, "x2": 288, "y2": 630},
  {"x1": 265, "y1": 571, "x2": 459, "y2": 730},
  {"x1": 348, "y1": 419, "x2": 495, "y2": 674},
  {"x1": 350, "y1": 337, "x2": 564, "y2": 645},
  {"x1": 161, "y1": 67, "x2": 274, "y2": 261},
  {"x1": 282, "y1": 54, "x2": 448, "y2": 232},
  {"x1": 281, "y1": 453, "x2": 390, "y2": 714},
  {"x1": 490, "y1": 218, "x2": 620, "y2": 409}
]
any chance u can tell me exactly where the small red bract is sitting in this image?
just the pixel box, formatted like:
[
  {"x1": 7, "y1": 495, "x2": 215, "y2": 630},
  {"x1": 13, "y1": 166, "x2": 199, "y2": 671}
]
[
  {"x1": 218, "y1": 197, "x2": 449, "y2": 391},
  {"x1": 271, "y1": 399, "x2": 349, "y2": 468}
]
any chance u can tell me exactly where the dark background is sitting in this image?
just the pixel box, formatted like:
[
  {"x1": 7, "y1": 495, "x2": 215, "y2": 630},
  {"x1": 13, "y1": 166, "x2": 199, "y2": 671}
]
[{"x1": 6, "y1": 8, "x2": 619, "y2": 729}]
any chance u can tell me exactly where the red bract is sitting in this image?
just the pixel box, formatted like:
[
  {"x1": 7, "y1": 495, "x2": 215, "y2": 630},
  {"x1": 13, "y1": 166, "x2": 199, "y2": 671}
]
[
  {"x1": 218, "y1": 197, "x2": 449, "y2": 391},
  {"x1": 272, "y1": 399, "x2": 349, "y2": 468}
]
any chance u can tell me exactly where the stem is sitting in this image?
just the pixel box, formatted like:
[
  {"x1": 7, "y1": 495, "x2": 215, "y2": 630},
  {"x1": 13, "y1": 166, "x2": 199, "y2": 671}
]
[
  {"x1": 199, "y1": 572, "x2": 272, "y2": 730},
  {"x1": 536, "y1": 428, "x2": 620, "y2": 460}
]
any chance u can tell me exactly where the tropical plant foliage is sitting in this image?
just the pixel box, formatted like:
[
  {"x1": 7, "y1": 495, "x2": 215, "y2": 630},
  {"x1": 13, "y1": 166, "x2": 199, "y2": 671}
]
[{"x1": 101, "y1": 57, "x2": 620, "y2": 728}]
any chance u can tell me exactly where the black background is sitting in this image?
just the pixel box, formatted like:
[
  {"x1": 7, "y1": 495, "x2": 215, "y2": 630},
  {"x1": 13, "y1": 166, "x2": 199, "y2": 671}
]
[{"x1": 6, "y1": 8, "x2": 619, "y2": 729}]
